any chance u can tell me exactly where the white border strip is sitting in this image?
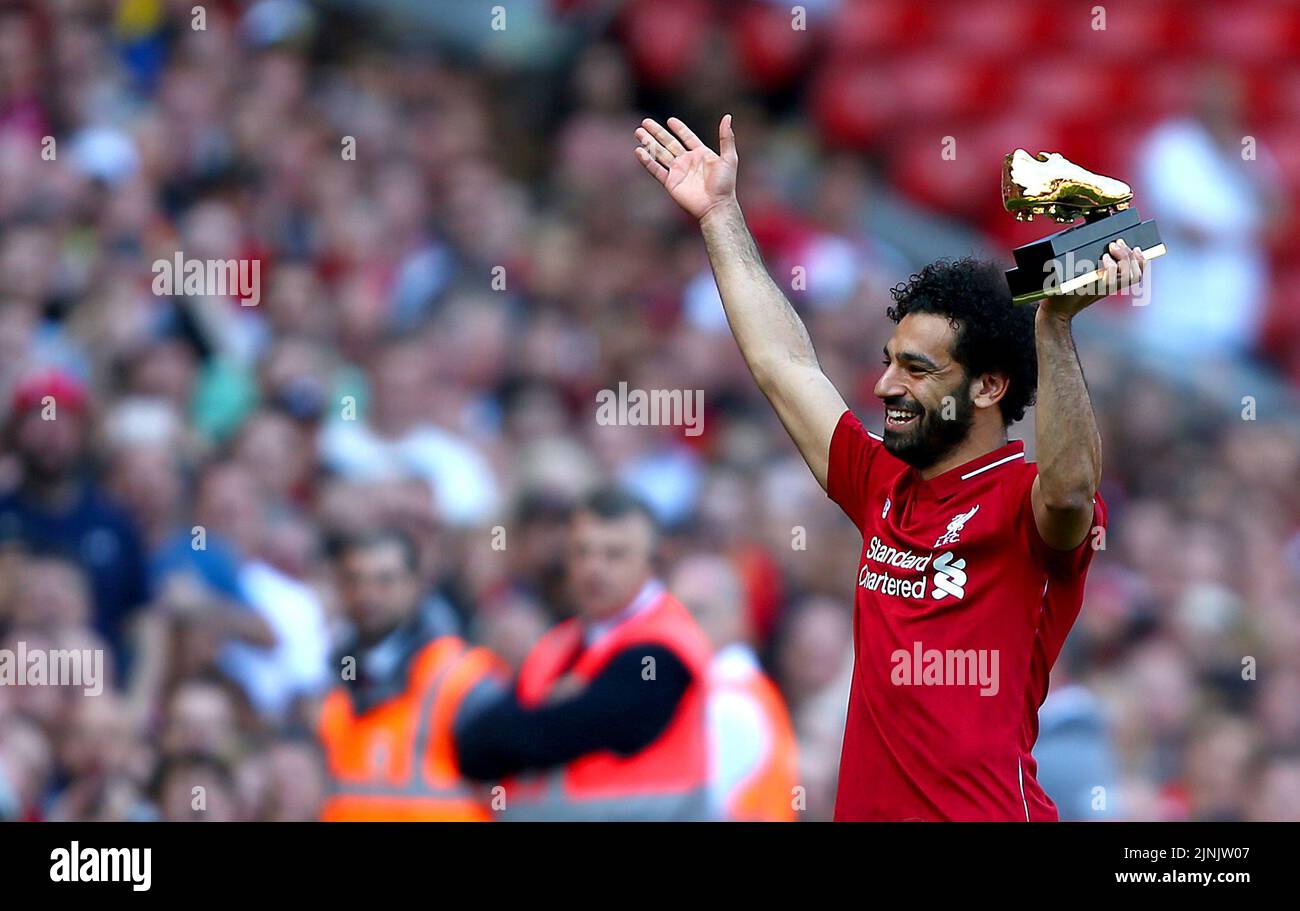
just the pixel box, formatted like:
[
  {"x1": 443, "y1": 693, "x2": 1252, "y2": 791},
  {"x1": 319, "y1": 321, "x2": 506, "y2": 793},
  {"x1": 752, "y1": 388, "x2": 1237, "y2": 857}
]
[
  {"x1": 1017, "y1": 757, "x2": 1030, "y2": 822},
  {"x1": 960, "y1": 452, "x2": 1025, "y2": 481}
]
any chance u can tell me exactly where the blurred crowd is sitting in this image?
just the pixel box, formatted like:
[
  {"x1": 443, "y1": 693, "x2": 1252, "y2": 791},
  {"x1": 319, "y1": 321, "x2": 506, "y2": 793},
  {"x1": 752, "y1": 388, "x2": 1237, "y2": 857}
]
[{"x1": 1, "y1": 0, "x2": 1298, "y2": 822}]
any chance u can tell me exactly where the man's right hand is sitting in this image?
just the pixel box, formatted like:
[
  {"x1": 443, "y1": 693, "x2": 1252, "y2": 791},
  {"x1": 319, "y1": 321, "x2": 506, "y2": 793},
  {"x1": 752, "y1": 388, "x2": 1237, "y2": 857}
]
[
  {"x1": 635, "y1": 115, "x2": 738, "y2": 223},
  {"x1": 633, "y1": 113, "x2": 848, "y2": 492}
]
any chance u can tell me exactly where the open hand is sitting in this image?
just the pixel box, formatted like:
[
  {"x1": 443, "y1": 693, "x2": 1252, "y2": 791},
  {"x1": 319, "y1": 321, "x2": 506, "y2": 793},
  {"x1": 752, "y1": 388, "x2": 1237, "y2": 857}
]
[{"x1": 634, "y1": 115, "x2": 738, "y2": 223}]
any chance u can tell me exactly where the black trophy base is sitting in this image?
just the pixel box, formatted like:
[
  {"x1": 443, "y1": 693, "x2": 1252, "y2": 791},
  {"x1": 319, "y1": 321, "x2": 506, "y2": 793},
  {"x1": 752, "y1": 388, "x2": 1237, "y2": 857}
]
[{"x1": 1004, "y1": 207, "x2": 1165, "y2": 305}]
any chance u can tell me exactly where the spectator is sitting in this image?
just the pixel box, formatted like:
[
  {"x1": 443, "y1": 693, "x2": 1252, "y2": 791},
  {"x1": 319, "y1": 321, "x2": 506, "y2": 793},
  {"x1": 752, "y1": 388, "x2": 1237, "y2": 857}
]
[
  {"x1": 1135, "y1": 71, "x2": 1288, "y2": 359},
  {"x1": 1035, "y1": 651, "x2": 1122, "y2": 821},
  {"x1": 318, "y1": 337, "x2": 502, "y2": 528},
  {"x1": 0, "y1": 372, "x2": 151, "y2": 662},
  {"x1": 672, "y1": 554, "x2": 798, "y2": 822},
  {"x1": 317, "y1": 529, "x2": 504, "y2": 821},
  {"x1": 454, "y1": 488, "x2": 716, "y2": 820}
]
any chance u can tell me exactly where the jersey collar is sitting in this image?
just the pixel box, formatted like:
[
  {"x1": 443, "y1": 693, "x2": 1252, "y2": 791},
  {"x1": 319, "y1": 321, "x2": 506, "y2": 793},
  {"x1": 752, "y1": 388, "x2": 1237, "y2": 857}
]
[{"x1": 914, "y1": 440, "x2": 1026, "y2": 502}]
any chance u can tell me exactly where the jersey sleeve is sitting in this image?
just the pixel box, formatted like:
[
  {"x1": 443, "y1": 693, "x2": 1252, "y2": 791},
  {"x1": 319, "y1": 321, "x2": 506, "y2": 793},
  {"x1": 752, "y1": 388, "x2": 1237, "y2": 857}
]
[
  {"x1": 1011, "y1": 466, "x2": 1109, "y2": 579},
  {"x1": 826, "y1": 409, "x2": 885, "y2": 530}
]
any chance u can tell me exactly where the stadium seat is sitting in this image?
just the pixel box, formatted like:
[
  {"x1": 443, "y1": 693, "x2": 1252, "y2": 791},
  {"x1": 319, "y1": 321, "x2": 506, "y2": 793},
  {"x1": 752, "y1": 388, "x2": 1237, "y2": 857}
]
[
  {"x1": 1193, "y1": 1, "x2": 1300, "y2": 63},
  {"x1": 928, "y1": 0, "x2": 1049, "y2": 57},
  {"x1": 827, "y1": 0, "x2": 928, "y2": 56},
  {"x1": 1052, "y1": 0, "x2": 1187, "y2": 59},
  {"x1": 618, "y1": 0, "x2": 713, "y2": 88},
  {"x1": 733, "y1": 3, "x2": 817, "y2": 91},
  {"x1": 810, "y1": 62, "x2": 905, "y2": 149},
  {"x1": 1009, "y1": 60, "x2": 1127, "y2": 125},
  {"x1": 888, "y1": 54, "x2": 1003, "y2": 120}
]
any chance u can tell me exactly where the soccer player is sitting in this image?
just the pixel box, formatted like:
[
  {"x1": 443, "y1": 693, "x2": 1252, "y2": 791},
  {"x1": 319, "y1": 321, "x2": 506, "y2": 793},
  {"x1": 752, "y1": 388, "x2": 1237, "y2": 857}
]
[{"x1": 634, "y1": 115, "x2": 1147, "y2": 821}]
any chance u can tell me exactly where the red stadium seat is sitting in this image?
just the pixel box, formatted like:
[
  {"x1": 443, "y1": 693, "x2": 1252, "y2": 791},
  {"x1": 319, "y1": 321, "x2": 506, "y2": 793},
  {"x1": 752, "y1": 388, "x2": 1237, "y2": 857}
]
[
  {"x1": 810, "y1": 62, "x2": 905, "y2": 149},
  {"x1": 1261, "y1": 124, "x2": 1300, "y2": 213},
  {"x1": 618, "y1": 0, "x2": 713, "y2": 88},
  {"x1": 827, "y1": 0, "x2": 928, "y2": 56},
  {"x1": 888, "y1": 53, "x2": 1003, "y2": 120},
  {"x1": 1246, "y1": 65, "x2": 1300, "y2": 125},
  {"x1": 1129, "y1": 61, "x2": 1200, "y2": 122},
  {"x1": 1052, "y1": 0, "x2": 1188, "y2": 59},
  {"x1": 886, "y1": 133, "x2": 984, "y2": 220},
  {"x1": 1278, "y1": 67, "x2": 1300, "y2": 123},
  {"x1": 929, "y1": 0, "x2": 1051, "y2": 57},
  {"x1": 1009, "y1": 60, "x2": 1127, "y2": 126},
  {"x1": 1193, "y1": 1, "x2": 1300, "y2": 63},
  {"x1": 733, "y1": 3, "x2": 817, "y2": 91}
]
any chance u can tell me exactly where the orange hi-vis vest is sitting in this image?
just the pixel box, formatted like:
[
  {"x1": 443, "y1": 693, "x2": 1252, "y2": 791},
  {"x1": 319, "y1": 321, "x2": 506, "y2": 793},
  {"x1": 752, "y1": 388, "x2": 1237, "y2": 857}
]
[
  {"x1": 708, "y1": 652, "x2": 800, "y2": 822},
  {"x1": 502, "y1": 588, "x2": 714, "y2": 821},
  {"x1": 318, "y1": 636, "x2": 501, "y2": 822}
]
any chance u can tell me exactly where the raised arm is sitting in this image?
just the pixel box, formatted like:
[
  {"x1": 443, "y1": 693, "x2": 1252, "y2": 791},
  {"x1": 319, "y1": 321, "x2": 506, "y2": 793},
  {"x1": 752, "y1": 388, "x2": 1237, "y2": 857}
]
[
  {"x1": 1031, "y1": 238, "x2": 1145, "y2": 549},
  {"x1": 635, "y1": 115, "x2": 847, "y2": 489}
]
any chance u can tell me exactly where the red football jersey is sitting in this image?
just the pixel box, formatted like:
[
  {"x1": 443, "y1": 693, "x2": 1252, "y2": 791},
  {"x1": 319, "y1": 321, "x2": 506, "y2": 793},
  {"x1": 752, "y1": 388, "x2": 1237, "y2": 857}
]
[{"x1": 826, "y1": 410, "x2": 1107, "y2": 822}]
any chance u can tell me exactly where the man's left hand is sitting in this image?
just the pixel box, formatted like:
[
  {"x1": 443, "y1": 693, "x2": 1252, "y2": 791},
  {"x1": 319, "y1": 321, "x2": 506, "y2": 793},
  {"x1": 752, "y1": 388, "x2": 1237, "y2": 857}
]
[{"x1": 1042, "y1": 238, "x2": 1147, "y2": 318}]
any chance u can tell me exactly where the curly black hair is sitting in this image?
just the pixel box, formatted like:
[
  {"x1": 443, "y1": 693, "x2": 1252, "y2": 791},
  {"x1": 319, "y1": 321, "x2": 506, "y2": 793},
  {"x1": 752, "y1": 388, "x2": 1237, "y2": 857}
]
[{"x1": 886, "y1": 257, "x2": 1037, "y2": 425}]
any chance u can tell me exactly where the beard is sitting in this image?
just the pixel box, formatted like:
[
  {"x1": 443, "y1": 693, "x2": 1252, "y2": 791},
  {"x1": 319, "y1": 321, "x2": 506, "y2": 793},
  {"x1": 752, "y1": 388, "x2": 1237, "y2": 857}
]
[{"x1": 882, "y1": 384, "x2": 975, "y2": 471}]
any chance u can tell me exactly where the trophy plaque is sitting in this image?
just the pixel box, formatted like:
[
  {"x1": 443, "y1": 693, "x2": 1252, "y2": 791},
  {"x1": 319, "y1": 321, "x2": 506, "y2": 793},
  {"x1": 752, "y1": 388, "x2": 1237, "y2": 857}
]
[{"x1": 1001, "y1": 149, "x2": 1166, "y2": 305}]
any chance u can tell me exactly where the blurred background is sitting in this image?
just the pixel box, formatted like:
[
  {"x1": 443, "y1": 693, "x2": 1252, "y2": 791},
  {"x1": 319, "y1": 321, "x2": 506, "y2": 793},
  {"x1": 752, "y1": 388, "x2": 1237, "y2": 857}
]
[{"x1": 1, "y1": 0, "x2": 1298, "y2": 822}]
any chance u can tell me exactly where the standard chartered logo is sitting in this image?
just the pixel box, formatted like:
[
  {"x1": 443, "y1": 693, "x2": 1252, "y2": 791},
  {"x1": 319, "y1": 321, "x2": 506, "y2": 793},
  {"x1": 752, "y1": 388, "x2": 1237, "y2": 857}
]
[
  {"x1": 859, "y1": 538, "x2": 972, "y2": 602},
  {"x1": 859, "y1": 537, "x2": 930, "y2": 599},
  {"x1": 931, "y1": 551, "x2": 968, "y2": 601}
]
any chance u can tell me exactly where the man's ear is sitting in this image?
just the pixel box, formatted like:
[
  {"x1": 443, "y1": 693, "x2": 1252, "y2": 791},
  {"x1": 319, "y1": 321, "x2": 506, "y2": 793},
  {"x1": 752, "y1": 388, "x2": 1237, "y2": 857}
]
[{"x1": 970, "y1": 371, "x2": 1009, "y2": 411}]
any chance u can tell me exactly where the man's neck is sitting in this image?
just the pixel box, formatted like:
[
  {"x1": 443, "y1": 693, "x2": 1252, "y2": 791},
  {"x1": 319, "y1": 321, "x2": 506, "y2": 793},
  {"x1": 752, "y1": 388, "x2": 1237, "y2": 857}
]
[
  {"x1": 353, "y1": 611, "x2": 426, "y2": 684},
  {"x1": 918, "y1": 424, "x2": 1009, "y2": 481},
  {"x1": 583, "y1": 577, "x2": 661, "y2": 646}
]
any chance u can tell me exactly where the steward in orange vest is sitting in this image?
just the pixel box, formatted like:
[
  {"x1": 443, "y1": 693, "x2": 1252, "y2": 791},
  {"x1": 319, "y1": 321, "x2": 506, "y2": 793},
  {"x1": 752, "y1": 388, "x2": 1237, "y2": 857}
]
[
  {"x1": 317, "y1": 530, "x2": 504, "y2": 822},
  {"x1": 671, "y1": 554, "x2": 800, "y2": 822},
  {"x1": 706, "y1": 644, "x2": 800, "y2": 821},
  {"x1": 454, "y1": 489, "x2": 715, "y2": 821}
]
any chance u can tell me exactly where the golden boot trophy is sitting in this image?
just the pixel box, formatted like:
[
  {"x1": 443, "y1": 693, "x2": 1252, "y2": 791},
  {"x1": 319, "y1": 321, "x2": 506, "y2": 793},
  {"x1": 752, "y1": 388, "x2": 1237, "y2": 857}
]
[{"x1": 1002, "y1": 149, "x2": 1166, "y2": 304}]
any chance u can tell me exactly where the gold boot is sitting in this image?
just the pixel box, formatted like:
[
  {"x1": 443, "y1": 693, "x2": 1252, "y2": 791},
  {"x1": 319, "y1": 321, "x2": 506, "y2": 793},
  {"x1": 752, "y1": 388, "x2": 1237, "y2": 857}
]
[{"x1": 1002, "y1": 149, "x2": 1133, "y2": 223}]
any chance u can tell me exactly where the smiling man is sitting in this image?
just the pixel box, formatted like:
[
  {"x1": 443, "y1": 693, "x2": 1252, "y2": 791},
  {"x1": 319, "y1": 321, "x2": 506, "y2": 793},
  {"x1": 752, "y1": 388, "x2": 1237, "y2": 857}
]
[{"x1": 634, "y1": 115, "x2": 1147, "y2": 821}]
